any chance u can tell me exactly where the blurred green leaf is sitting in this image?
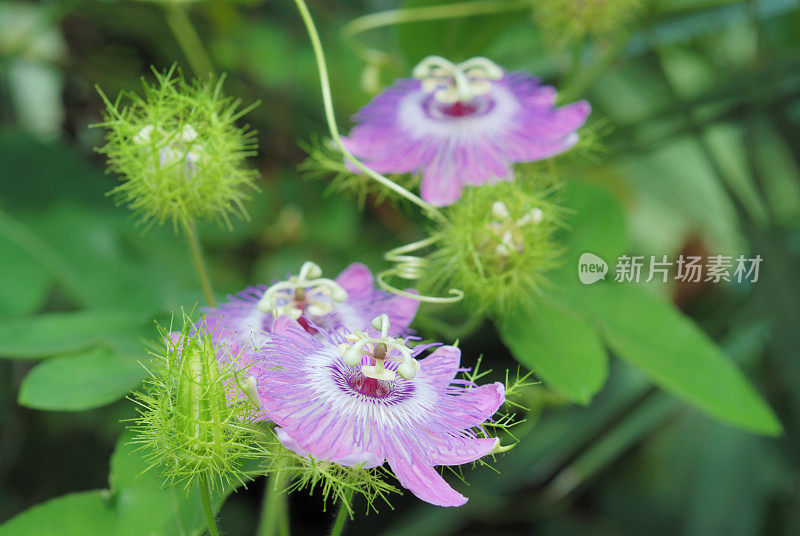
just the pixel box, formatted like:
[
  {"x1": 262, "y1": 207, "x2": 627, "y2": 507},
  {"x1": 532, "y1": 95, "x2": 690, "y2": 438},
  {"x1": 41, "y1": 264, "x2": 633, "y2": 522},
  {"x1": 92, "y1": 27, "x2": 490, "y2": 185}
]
[
  {"x1": 0, "y1": 490, "x2": 115, "y2": 536},
  {"x1": 499, "y1": 298, "x2": 608, "y2": 404},
  {"x1": 596, "y1": 283, "x2": 782, "y2": 436},
  {"x1": 110, "y1": 434, "x2": 233, "y2": 536},
  {"x1": 0, "y1": 234, "x2": 50, "y2": 318},
  {"x1": 398, "y1": 0, "x2": 519, "y2": 65},
  {"x1": 18, "y1": 347, "x2": 145, "y2": 411},
  {"x1": 558, "y1": 179, "x2": 629, "y2": 269},
  {"x1": 547, "y1": 181, "x2": 780, "y2": 435},
  {"x1": 0, "y1": 310, "x2": 137, "y2": 359}
]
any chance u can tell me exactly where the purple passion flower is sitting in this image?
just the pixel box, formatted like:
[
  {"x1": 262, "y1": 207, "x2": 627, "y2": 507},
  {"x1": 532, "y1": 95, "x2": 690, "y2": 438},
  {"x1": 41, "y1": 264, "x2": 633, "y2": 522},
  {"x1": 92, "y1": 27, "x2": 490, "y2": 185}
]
[
  {"x1": 256, "y1": 314, "x2": 506, "y2": 507},
  {"x1": 342, "y1": 56, "x2": 591, "y2": 206},
  {"x1": 203, "y1": 262, "x2": 419, "y2": 351}
]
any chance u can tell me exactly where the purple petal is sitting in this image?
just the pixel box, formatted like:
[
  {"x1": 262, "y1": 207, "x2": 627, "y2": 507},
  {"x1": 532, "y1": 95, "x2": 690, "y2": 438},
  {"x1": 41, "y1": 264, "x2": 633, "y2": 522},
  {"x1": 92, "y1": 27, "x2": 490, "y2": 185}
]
[{"x1": 387, "y1": 456, "x2": 468, "y2": 507}]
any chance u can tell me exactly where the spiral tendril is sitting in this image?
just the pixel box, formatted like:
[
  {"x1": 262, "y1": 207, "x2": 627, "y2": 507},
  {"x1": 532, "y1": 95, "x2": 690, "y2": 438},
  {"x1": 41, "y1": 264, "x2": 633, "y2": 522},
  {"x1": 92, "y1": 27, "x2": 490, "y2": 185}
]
[{"x1": 376, "y1": 236, "x2": 464, "y2": 304}]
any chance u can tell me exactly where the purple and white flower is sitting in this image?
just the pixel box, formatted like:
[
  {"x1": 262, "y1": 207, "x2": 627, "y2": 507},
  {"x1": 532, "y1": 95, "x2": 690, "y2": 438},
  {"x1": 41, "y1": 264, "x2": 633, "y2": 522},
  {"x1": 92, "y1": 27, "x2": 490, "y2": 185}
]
[
  {"x1": 256, "y1": 314, "x2": 506, "y2": 507},
  {"x1": 203, "y1": 262, "x2": 419, "y2": 352},
  {"x1": 342, "y1": 56, "x2": 591, "y2": 206}
]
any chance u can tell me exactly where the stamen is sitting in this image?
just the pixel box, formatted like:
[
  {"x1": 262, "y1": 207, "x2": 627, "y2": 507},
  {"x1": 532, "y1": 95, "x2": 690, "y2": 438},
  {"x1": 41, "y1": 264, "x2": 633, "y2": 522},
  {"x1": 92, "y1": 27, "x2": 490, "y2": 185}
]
[
  {"x1": 413, "y1": 55, "x2": 504, "y2": 104},
  {"x1": 257, "y1": 261, "x2": 349, "y2": 319},
  {"x1": 339, "y1": 315, "x2": 420, "y2": 381}
]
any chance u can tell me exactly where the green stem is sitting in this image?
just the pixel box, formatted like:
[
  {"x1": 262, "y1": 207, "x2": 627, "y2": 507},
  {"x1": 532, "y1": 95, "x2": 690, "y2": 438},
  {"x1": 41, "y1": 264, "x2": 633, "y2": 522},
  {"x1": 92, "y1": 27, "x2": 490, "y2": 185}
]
[
  {"x1": 199, "y1": 474, "x2": 220, "y2": 536},
  {"x1": 558, "y1": 35, "x2": 629, "y2": 103},
  {"x1": 164, "y1": 4, "x2": 214, "y2": 77},
  {"x1": 328, "y1": 495, "x2": 352, "y2": 536},
  {"x1": 183, "y1": 220, "x2": 216, "y2": 306},
  {"x1": 257, "y1": 465, "x2": 290, "y2": 536},
  {"x1": 342, "y1": 0, "x2": 534, "y2": 64},
  {"x1": 290, "y1": 0, "x2": 445, "y2": 224}
]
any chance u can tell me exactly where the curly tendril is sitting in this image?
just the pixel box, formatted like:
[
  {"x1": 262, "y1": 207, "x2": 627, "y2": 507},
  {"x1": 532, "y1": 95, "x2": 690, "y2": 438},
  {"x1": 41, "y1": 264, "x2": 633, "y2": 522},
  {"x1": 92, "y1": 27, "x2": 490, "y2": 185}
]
[{"x1": 377, "y1": 237, "x2": 465, "y2": 304}]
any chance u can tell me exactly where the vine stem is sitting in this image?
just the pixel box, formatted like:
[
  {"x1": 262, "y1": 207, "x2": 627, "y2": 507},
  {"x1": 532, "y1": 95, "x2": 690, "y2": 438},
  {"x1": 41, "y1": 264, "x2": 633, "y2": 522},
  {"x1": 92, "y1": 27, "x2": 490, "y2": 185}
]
[
  {"x1": 199, "y1": 474, "x2": 220, "y2": 536},
  {"x1": 342, "y1": 0, "x2": 534, "y2": 64},
  {"x1": 328, "y1": 494, "x2": 352, "y2": 536},
  {"x1": 257, "y1": 462, "x2": 290, "y2": 536},
  {"x1": 290, "y1": 0, "x2": 446, "y2": 224},
  {"x1": 164, "y1": 3, "x2": 215, "y2": 77},
  {"x1": 183, "y1": 220, "x2": 216, "y2": 307}
]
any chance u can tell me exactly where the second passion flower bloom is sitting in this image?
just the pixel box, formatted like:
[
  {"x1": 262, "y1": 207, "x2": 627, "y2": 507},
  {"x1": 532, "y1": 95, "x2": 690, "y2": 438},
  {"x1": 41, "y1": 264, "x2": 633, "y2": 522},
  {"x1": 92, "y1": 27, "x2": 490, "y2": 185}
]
[
  {"x1": 203, "y1": 261, "x2": 419, "y2": 352},
  {"x1": 342, "y1": 56, "x2": 591, "y2": 206},
  {"x1": 256, "y1": 314, "x2": 507, "y2": 507}
]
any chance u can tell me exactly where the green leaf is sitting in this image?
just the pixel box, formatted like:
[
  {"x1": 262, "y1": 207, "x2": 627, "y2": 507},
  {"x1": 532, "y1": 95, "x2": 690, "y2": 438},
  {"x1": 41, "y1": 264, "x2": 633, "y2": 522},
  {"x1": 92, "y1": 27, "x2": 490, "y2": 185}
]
[
  {"x1": 18, "y1": 346, "x2": 145, "y2": 411},
  {"x1": 0, "y1": 310, "x2": 137, "y2": 359},
  {"x1": 109, "y1": 434, "x2": 229, "y2": 536},
  {"x1": 498, "y1": 298, "x2": 608, "y2": 404},
  {"x1": 0, "y1": 233, "x2": 50, "y2": 318},
  {"x1": 398, "y1": 0, "x2": 519, "y2": 65},
  {"x1": 558, "y1": 179, "x2": 628, "y2": 271},
  {"x1": 581, "y1": 282, "x2": 781, "y2": 436},
  {"x1": 546, "y1": 181, "x2": 780, "y2": 435},
  {"x1": 0, "y1": 490, "x2": 115, "y2": 536}
]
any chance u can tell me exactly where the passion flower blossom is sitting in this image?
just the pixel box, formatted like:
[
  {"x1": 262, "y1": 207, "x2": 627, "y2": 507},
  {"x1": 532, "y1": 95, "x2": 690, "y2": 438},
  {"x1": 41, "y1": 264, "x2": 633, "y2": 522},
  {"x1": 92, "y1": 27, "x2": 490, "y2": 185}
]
[
  {"x1": 203, "y1": 262, "x2": 418, "y2": 353},
  {"x1": 256, "y1": 314, "x2": 506, "y2": 507},
  {"x1": 342, "y1": 56, "x2": 591, "y2": 206}
]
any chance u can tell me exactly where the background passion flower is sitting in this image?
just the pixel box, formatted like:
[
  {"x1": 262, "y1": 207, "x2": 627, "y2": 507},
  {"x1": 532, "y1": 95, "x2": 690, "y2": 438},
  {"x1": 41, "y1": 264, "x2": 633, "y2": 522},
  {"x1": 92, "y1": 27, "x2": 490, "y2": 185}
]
[
  {"x1": 203, "y1": 262, "x2": 419, "y2": 354},
  {"x1": 342, "y1": 56, "x2": 590, "y2": 206}
]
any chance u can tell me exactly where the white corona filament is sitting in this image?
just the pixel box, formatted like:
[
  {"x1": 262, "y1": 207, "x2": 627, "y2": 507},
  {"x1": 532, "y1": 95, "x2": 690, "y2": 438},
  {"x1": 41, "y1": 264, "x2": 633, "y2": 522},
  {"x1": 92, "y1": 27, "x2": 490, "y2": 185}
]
[
  {"x1": 338, "y1": 314, "x2": 420, "y2": 381},
  {"x1": 257, "y1": 261, "x2": 349, "y2": 319}
]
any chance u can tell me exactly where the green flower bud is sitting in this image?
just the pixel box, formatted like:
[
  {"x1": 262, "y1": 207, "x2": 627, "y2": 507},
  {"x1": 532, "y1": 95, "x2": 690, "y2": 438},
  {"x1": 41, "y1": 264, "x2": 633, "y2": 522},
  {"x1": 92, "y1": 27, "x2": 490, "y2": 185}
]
[
  {"x1": 96, "y1": 66, "x2": 259, "y2": 230},
  {"x1": 423, "y1": 174, "x2": 565, "y2": 313},
  {"x1": 533, "y1": 0, "x2": 643, "y2": 46},
  {"x1": 129, "y1": 313, "x2": 264, "y2": 490}
]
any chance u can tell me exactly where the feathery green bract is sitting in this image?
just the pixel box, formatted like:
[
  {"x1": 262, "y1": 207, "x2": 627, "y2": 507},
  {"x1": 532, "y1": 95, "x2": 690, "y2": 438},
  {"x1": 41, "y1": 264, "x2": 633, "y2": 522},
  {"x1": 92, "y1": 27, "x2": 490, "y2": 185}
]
[
  {"x1": 128, "y1": 313, "x2": 267, "y2": 491},
  {"x1": 424, "y1": 172, "x2": 566, "y2": 314},
  {"x1": 533, "y1": 0, "x2": 643, "y2": 46},
  {"x1": 300, "y1": 136, "x2": 420, "y2": 208},
  {"x1": 96, "y1": 66, "x2": 259, "y2": 231}
]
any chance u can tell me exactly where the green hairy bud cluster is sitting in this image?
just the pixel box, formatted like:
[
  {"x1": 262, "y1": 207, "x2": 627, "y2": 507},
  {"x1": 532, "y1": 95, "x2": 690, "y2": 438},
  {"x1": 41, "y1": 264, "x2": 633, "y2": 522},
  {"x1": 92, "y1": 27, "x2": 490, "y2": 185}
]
[
  {"x1": 424, "y1": 174, "x2": 565, "y2": 313},
  {"x1": 96, "y1": 66, "x2": 259, "y2": 230},
  {"x1": 129, "y1": 314, "x2": 265, "y2": 491},
  {"x1": 533, "y1": 0, "x2": 643, "y2": 46}
]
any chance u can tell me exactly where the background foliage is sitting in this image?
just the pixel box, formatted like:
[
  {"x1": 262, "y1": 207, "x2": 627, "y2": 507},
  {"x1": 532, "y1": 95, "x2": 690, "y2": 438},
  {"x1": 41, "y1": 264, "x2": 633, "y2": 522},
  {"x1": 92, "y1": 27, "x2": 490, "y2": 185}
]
[{"x1": 0, "y1": 0, "x2": 798, "y2": 534}]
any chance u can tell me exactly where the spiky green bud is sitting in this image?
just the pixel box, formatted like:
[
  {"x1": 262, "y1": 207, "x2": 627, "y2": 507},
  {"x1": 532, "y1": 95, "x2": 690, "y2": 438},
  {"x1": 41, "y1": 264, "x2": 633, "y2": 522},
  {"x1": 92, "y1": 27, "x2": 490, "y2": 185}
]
[
  {"x1": 129, "y1": 313, "x2": 265, "y2": 490},
  {"x1": 423, "y1": 174, "x2": 565, "y2": 313},
  {"x1": 533, "y1": 0, "x2": 643, "y2": 46},
  {"x1": 96, "y1": 66, "x2": 259, "y2": 230}
]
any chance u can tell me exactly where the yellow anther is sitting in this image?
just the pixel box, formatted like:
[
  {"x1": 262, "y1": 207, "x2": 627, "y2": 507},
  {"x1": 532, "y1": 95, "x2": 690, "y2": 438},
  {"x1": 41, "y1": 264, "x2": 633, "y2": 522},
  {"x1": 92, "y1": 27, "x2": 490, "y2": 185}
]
[
  {"x1": 338, "y1": 316, "x2": 419, "y2": 381},
  {"x1": 257, "y1": 261, "x2": 349, "y2": 318},
  {"x1": 413, "y1": 56, "x2": 504, "y2": 104}
]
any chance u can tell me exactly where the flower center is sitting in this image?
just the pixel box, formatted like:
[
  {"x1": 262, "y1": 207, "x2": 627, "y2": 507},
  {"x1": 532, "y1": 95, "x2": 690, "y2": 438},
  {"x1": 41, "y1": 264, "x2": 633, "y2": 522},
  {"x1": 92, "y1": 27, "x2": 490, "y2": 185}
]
[
  {"x1": 257, "y1": 261, "x2": 348, "y2": 320},
  {"x1": 413, "y1": 55, "x2": 503, "y2": 105},
  {"x1": 339, "y1": 315, "x2": 420, "y2": 381},
  {"x1": 348, "y1": 374, "x2": 391, "y2": 398},
  {"x1": 440, "y1": 101, "x2": 479, "y2": 117}
]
